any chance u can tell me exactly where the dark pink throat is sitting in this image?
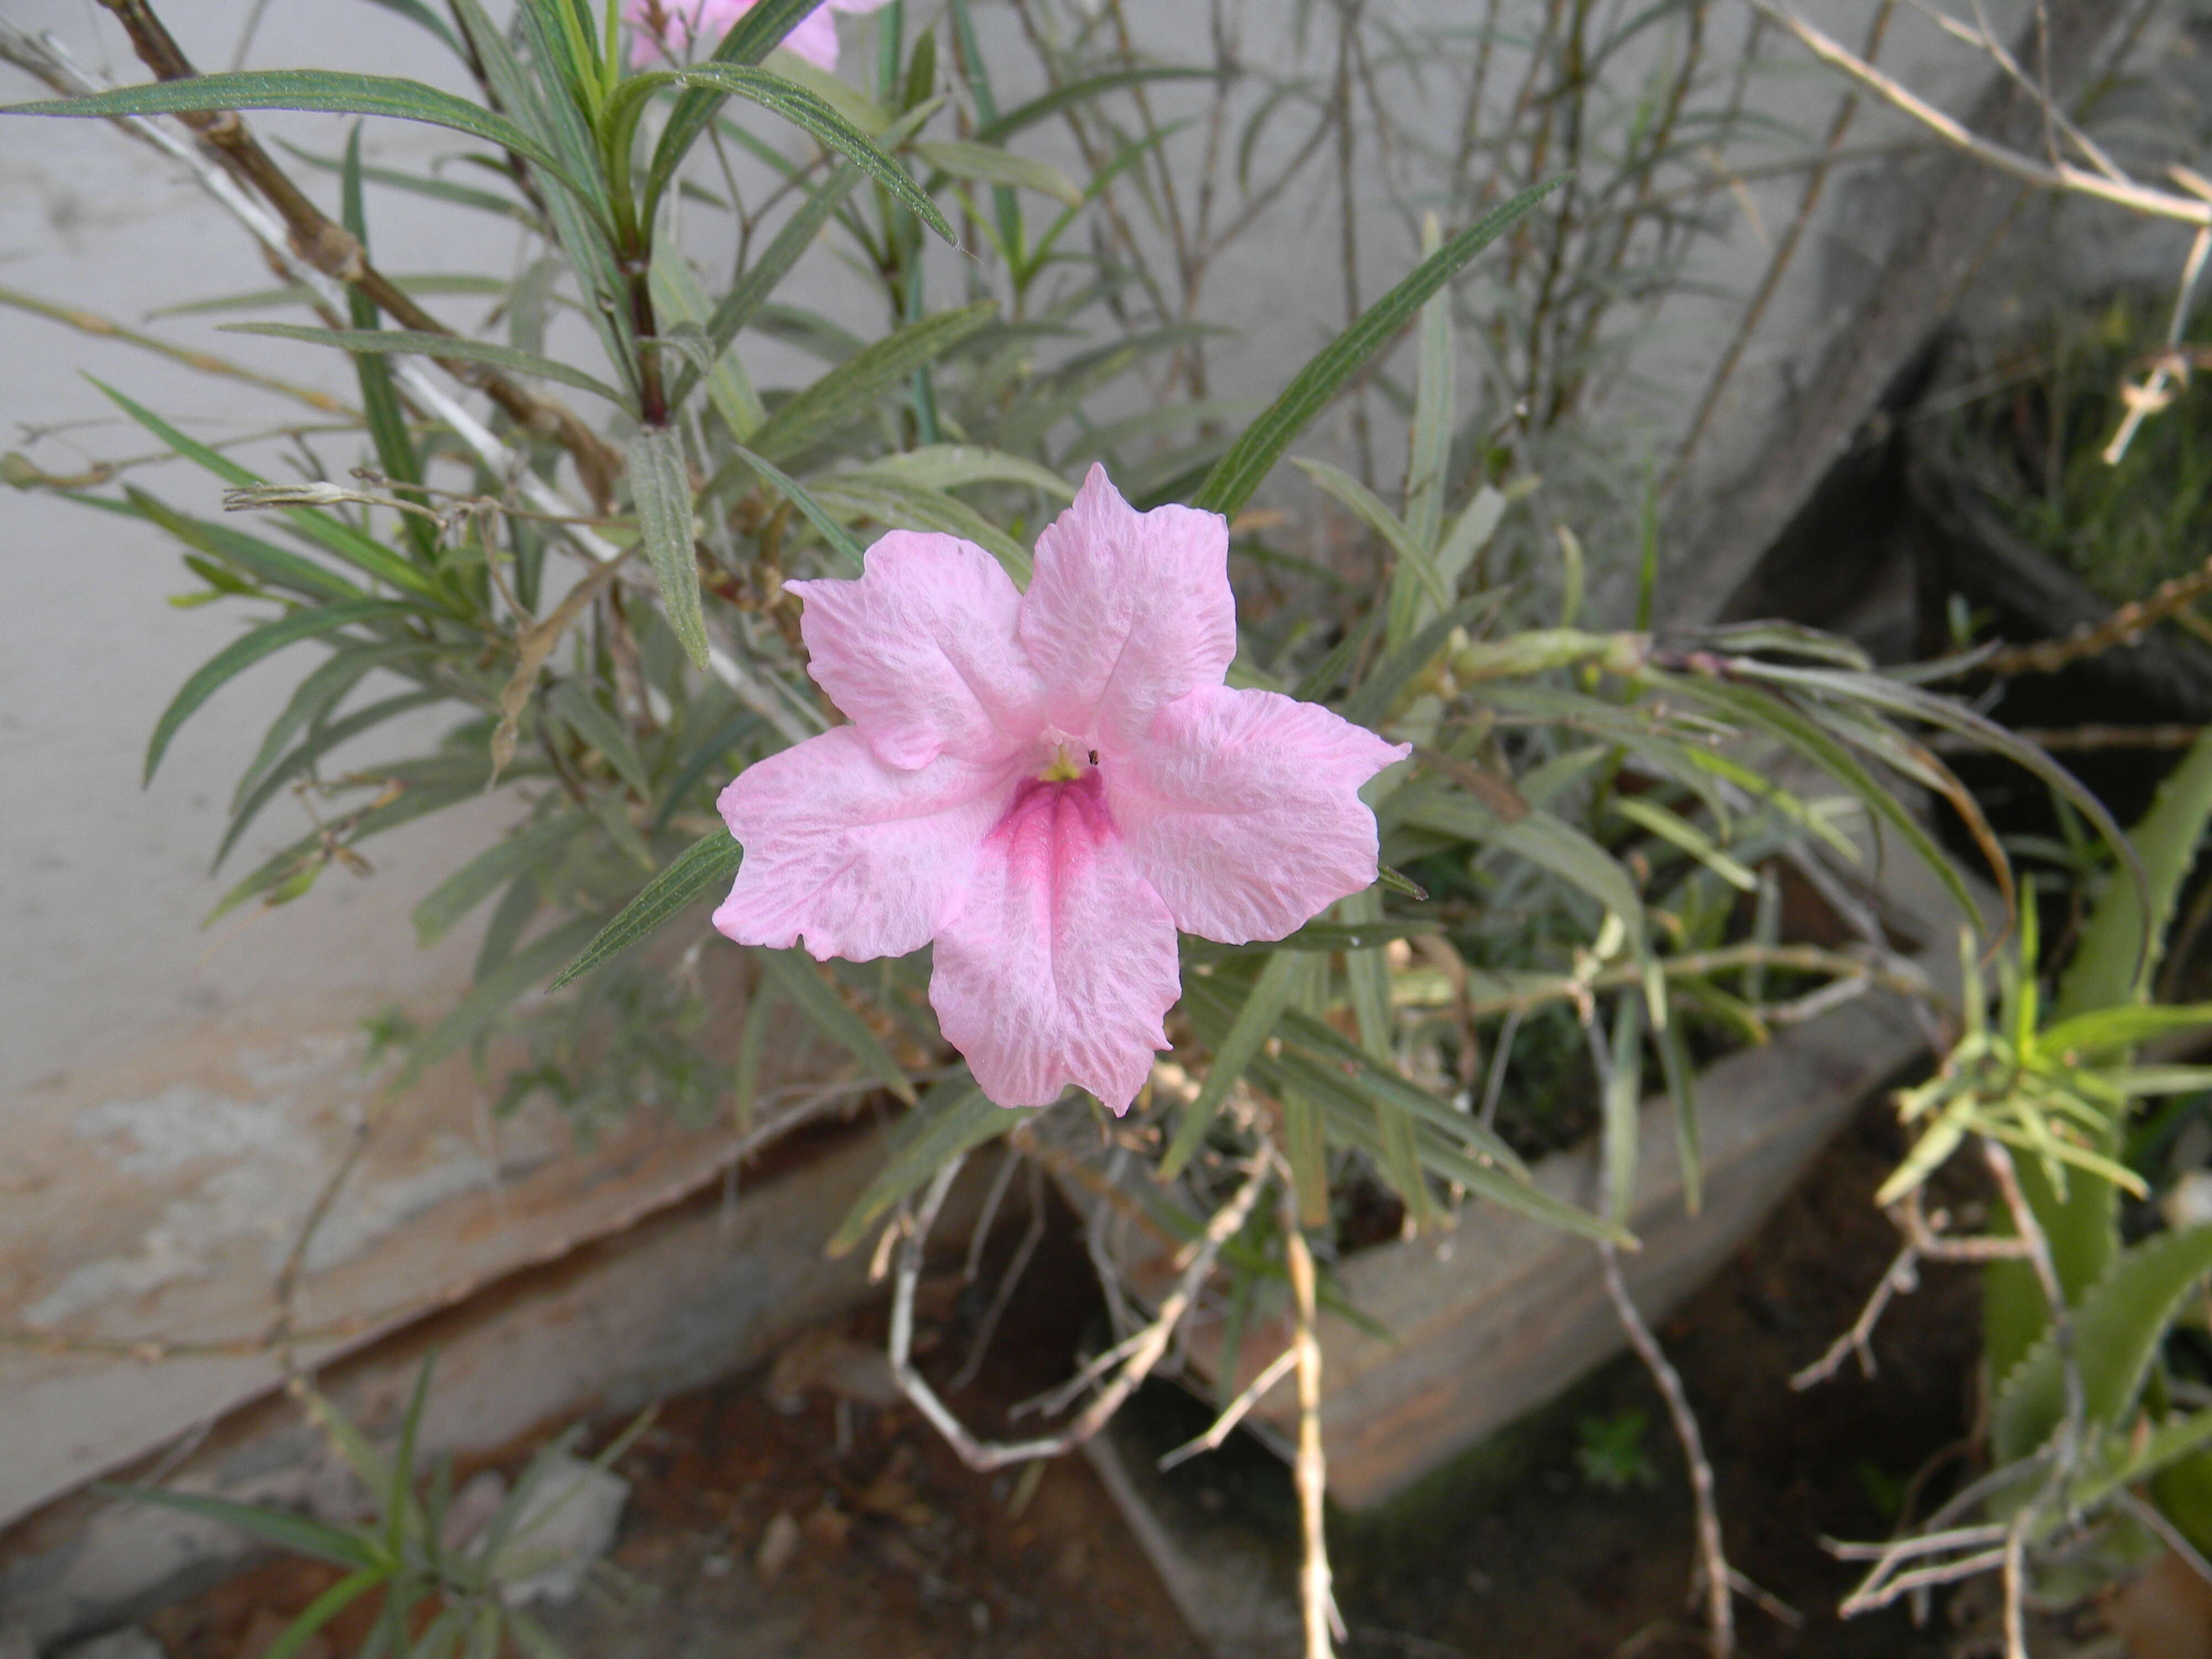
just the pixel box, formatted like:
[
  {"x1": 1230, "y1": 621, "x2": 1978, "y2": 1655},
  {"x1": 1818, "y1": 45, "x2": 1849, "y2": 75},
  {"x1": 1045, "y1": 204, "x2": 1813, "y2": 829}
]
[{"x1": 989, "y1": 769, "x2": 1116, "y2": 876}]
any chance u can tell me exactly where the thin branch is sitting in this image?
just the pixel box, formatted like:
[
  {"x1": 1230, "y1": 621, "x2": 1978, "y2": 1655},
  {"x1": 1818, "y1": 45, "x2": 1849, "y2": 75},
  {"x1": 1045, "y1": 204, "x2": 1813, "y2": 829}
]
[
  {"x1": 1981, "y1": 550, "x2": 2212, "y2": 679},
  {"x1": 1157, "y1": 1345, "x2": 1302, "y2": 1471},
  {"x1": 1285, "y1": 1187, "x2": 1339, "y2": 1659},
  {"x1": 1603, "y1": 1244, "x2": 1734, "y2": 1657},
  {"x1": 85, "y1": 0, "x2": 622, "y2": 499},
  {"x1": 1676, "y1": 0, "x2": 1897, "y2": 477},
  {"x1": 887, "y1": 1154, "x2": 1271, "y2": 1473},
  {"x1": 1745, "y1": 0, "x2": 2210, "y2": 228}
]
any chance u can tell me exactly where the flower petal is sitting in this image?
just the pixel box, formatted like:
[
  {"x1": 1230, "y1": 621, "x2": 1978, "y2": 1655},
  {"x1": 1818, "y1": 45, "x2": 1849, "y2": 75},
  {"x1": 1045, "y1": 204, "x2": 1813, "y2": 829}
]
[
  {"x1": 1019, "y1": 465, "x2": 1235, "y2": 747},
  {"x1": 714, "y1": 727, "x2": 1014, "y2": 961},
  {"x1": 790, "y1": 531, "x2": 1045, "y2": 770},
  {"x1": 1105, "y1": 686, "x2": 1410, "y2": 945},
  {"x1": 931, "y1": 774, "x2": 1180, "y2": 1113},
  {"x1": 776, "y1": 6, "x2": 841, "y2": 69}
]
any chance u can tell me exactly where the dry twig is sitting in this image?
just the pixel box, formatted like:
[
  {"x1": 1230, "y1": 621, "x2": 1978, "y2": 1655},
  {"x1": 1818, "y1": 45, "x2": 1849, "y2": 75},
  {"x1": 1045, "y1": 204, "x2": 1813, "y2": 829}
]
[
  {"x1": 1602, "y1": 1244, "x2": 1735, "y2": 1657},
  {"x1": 1284, "y1": 1186, "x2": 1339, "y2": 1659},
  {"x1": 886, "y1": 1153, "x2": 1270, "y2": 1472}
]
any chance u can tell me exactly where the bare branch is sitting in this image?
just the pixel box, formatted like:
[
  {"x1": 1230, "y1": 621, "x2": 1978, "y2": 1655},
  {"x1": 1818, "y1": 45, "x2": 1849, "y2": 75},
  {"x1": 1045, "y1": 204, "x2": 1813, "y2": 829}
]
[
  {"x1": 1603, "y1": 1244, "x2": 1734, "y2": 1657},
  {"x1": 888, "y1": 1154, "x2": 1271, "y2": 1473},
  {"x1": 1284, "y1": 1188, "x2": 1338, "y2": 1659}
]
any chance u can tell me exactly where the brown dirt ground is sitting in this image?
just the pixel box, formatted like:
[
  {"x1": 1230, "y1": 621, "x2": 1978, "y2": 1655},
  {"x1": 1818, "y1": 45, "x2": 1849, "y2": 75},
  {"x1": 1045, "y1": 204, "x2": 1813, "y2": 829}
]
[{"x1": 148, "y1": 1097, "x2": 2002, "y2": 1659}]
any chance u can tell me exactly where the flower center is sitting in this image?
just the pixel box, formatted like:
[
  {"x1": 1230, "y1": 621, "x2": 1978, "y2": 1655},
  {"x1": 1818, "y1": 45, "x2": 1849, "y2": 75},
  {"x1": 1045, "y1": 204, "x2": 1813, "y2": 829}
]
[{"x1": 1036, "y1": 735, "x2": 1101, "y2": 783}]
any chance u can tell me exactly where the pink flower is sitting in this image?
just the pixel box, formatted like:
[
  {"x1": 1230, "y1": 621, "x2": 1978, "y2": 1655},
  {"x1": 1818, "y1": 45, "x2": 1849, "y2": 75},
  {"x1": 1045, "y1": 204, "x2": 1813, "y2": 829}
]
[
  {"x1": 624, "y1": 0, "x2": 890, "y2": 72},
  {"x1": 713, "y1": 467, "x2": 1408, "y2": 1112}
]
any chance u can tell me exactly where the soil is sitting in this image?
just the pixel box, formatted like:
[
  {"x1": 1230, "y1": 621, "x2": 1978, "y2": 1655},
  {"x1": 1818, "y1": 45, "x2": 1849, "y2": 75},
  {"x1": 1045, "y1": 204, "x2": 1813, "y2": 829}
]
[{"x1": 148, "y1": 1096, "x2": 1993, "y2": 1659}]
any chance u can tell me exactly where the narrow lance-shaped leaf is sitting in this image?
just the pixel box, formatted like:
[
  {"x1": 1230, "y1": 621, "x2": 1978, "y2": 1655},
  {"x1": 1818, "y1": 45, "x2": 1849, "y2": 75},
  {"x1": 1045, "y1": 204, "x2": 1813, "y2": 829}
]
[
  {"x1": 1192, "y1": 178, "x2": 1566, "y2": 518},
  {"x1": 914, "y1": 139, "x2": 1081, "y2": 205},
  {"x1": 674, "y1": 161, "x2": 865, "y2": 409},
  {"x1": 401, "y1": 915, "x2": 602, "y2": 1081},
  {"x1": 1600, "y1": 991, "x2": 1645, "y2": 1227},
  {"x1": 340, "y1": 126, "x2": 436, "y2": 566},
  {"x1": 223, "y1": 324, "x2": 625, "y2": 404},
  {"x1": 549, "y1": 832, "x2": 743, "y2": 991},
  {"x1": 415, "y1": 816, "x2": 581, "y2": 947},
  {"x1": 4, "y1": 71, "x2": 571, "y2": 184},
  {"x1": 641, "y1": 65, "x2": 953, "y2": 243},
  {"x1": 828, "y1": 1077, "x2": 1028, "y2": 1256},
  {"x1": 91, "y1": 1486, "x2": 384, "y2": 1571},
  {"x1": 728, "y1": 446, "x2": 867, "y2": 574},
  {"x1": 758, "y1": 948, "x2": 919, "y2": 1105},
  {"x1": 93, "y1": 379, "x2": 444, "y2": 603},
  {"x1": 645, "y1": 0, "x2": 846, "y2": 202},
  {"x1": 739, "y1": 300, "x2": 998, "y2": 465},
  {"x1": 147, "y1": 599, "x2": 419, "y2": 784},
  {"x1": 1162, "y1": 951, "x2": 1300, "y2": 1180},
  {"x1": 628, "y1": 427, "x2": 710, "y2": 669}
]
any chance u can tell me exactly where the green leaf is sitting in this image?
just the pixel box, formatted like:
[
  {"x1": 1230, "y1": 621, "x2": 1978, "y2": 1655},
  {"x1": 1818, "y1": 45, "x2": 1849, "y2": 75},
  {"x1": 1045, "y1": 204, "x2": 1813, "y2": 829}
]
[
  {"x1": 222, "y1": 323, "x2": 625, "y2": 404},
  {"x1": 641, "y1": 0, "x2": 855, "y2": 220},
  {"x1": 1338, "y1": 889, "x2": 1432, "y2": 1225},
  {"x1": 1162, "y1": 951, "x2": 1299, "y2": 1181},
  {"x1": 340, "y1": 127, "x2": 436, "y2": 567},
  {"x1": 1610, "y1": 797, "x2": 1757, "y2": 891},
  {"x1": 5, "y1": 71, "x2": 568, "y2": 184},
  {"x1": 1601, "y1": 992, "x2": 1645, "y2": 1226},
  {"x1": 652, "y1": 253, "x2": 765, "y2": 438},
  {"x1": 1191, "y1": 179, "x2": 1565, "y2": 518},
  {"x1": 627, "y1": 426, "x2": 709, "y2": 670},
  {"x1": 642, "y1": 65, "x2": 951, "y2": 243},
  {"x1": 973, "y1": 66, "x2": 1218, "y2": 144},
  {"x1": 1404, "y1": 213, "x2": 1455, "y2": 559},
  {"x1": 403, "y1": 915, "x2": 601, "y2": 1079},
  {"x1": 548, "y1": 832, "x2": 743, "y2": 990},
  {"x1": 846, "y1": 445, "x2": 1074, "y2": 500},
  {"x1": 728, "y1": 447, "x2": 867, "y2": 574},
  {"x1": 259, "y1": 1569, "x2": 387, "y2": 1659},
  {"x1": 914, "y1": 138, "x2": 1081, "y2": 205},
  {"x1": 122, "y1": 487, "x2": 367, "y2": 605},
  {"x1": 93, "y1": 380, "x2": 446, "y2": 603},
  {"x1": 806, "y1": 472, "x2": 1031, "y2": 582},
  {"x1": 147, "y1": 599, "x2": 418, "y2": 785},
  {"x1": 674, "y1": 162, "x2": 866, "y2": 410},
  {"x1": 1657, "y1": 1014, "x2": 1701, "y2": 1216},
  {"x1": 549, "y1": 680, "x2": 654, "y2": 802},
  {"x1": 216, "y1": 689, "x2": 444, "y2": 869},
  {"x1": 740, "y1": 300, "x2": 998, "y2": 465},
  {"x1": 2039, "y1": 1004, "x2": 2212, "y2": 1061},
  {"x1": 828, "y1": 1076, "x2": 1028, "y2": 1256},
  {"x1": 1294, "y1": 457, "x2": 1452, "y2": 626},
  {"x1": 415, "y1": 817, "x2": 580, "y2": 947},
  {"x1": 92, "y1": 1486, "x2": 385, "y2": 1571},
  {"x1": 2057, "y1": 726, "x2": 2212, "y2": 1019},
  {"x1": 1652, "y1": 670, "x2": 1980, "y2": 932},
  {"x1": 1992, "y1": 1224, "x2": 2212, "y2": 1464},
  {"x1": 758, "y1": 948, "x2": 918, "y2": 1105}
]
